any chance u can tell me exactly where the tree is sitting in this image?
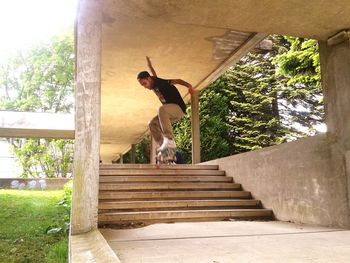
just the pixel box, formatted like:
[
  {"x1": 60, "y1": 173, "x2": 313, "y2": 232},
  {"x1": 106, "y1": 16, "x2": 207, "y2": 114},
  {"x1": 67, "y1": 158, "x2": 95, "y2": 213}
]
[
  {"x1": 0, "y1": 31, "x2": 74, "y2": 178},
  {"x1": 224, "y1": 50, "x2": 287, "y2": 153},
  {"x1": 10, "y1": 139, "x2": 73, "y2": 178},
  {"x1": 173, "y1": 35, "x2": 324, "y2": 163},
  {"x1": 123, "y1": 136, "x2": 151, "y2": 164},
  {"x1": 274, "y1": 37, "x2": 324, "y2": 135},
  {"x1": 0, "y1": 32, "x2": 74, "y2": 113}
]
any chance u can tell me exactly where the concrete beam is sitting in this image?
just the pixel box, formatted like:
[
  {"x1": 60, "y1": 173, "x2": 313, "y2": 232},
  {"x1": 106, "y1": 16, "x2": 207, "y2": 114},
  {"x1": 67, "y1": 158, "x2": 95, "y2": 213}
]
[
  {"x1": 71, "y1": 0, "x2": 102, "y2": 235},
  {"x1": 185, "y1": 33, "x2": 267, "y2": 99},
  {"x1": 327, "y1": 29, "x2": 350, "y2": 46},
  {"x1": 253, "y1": 39, "x2": 273, "y2": 53},
  {"x1": 0, "y1": 111, "x2": 74, "y2": 139}
]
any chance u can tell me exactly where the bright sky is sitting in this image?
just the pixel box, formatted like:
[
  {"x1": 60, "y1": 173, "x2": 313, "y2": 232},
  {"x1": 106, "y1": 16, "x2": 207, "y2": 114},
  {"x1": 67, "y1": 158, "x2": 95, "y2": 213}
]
[{"x1": 0, "y1": 0, "x2": 78, "y2": 62}]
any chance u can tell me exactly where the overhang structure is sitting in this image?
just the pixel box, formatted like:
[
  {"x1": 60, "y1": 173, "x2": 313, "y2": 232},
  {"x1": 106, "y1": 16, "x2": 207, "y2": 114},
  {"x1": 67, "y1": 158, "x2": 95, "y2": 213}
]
[
  {"x1": 99, "y1": 0, "x2": 350, "y2": 161},
  {"x1": 0, "y1": 111, "x2": 74, "y2": 139}
]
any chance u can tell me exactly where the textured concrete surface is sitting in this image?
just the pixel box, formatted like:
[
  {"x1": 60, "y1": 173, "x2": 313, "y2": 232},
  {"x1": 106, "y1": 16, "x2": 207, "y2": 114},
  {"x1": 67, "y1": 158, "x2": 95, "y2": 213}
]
[
  {"x1": 72, "y1": 0, "x2": 101, "y2": 235},
  {"x1": 101, "y1": 221, "x2": 350, "y2": 263},
  {"x1": 70, "y1": 229, "x2": 120, "y2": 263},
  {"x1": 204, "y1": 135, "x2": 350, "y2": 228},
  {"x1": 319, "y1": 40, "x2": 350, "y2": 221}
]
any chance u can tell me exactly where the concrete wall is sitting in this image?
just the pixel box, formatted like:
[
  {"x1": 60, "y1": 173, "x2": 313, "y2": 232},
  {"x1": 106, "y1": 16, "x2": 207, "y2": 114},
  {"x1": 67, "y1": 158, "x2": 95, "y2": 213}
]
[
  {"x1": 203, "y1": 134, "x2": 350, "y2": 228},
  {"x1": 0, "y1": 178, "x2": 70, "y2": 190}
]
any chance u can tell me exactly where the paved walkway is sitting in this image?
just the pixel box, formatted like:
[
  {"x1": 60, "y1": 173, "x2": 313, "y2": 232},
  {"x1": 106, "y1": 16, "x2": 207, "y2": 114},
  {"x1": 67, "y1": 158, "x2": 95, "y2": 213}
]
[{"x1": 100, "y1": 221, "x2": 350, "y2": 263}]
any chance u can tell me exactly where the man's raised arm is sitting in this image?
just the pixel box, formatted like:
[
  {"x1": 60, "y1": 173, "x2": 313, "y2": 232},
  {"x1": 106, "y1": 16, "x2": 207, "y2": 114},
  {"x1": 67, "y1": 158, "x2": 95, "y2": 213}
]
[{"x1": 146, "y1": 56, "x2": 157, "y2": 77}]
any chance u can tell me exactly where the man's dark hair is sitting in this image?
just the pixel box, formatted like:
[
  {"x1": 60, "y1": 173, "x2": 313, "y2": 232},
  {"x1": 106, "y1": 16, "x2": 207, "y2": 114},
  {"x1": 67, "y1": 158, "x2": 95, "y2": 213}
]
[{"x1": 137, "y1": 71, "x2": 151, "y2": 80}]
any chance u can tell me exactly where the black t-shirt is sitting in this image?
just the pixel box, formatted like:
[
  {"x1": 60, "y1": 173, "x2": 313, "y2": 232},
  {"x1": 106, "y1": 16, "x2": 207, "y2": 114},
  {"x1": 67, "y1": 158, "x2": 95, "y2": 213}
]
[{"x1": 151, "y1": 77, "x2": 186, "y2": 113}]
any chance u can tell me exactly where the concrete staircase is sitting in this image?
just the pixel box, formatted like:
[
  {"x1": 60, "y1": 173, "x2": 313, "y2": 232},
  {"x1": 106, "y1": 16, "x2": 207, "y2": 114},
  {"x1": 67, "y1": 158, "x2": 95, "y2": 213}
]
[{"x1": 98, "y1": 164, "x2": 273, "y2": 227}]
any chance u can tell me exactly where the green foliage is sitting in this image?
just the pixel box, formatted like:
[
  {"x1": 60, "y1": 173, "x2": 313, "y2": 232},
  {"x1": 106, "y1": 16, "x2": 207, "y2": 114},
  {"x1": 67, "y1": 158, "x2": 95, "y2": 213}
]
[
  {"x1": 274, "y1": 37, "x2": 324, "y2": 133},
  {"x1": 135, "y1": 136, "x2": 151, "y2": 163},
  {"x1": 0, "y1": 31, "x2": 74, "y2": 112},
  {"x1": 58, "y1": 180, "x2": 72, "y2": 210},
  {"x1": 55, "y1": 180, "x2": 72, "y2": 236},
  {"x1": 172, "y1": 35, "x2": 323, "y2": 162},
  {"x1": 224, "y1": 50, "x2": 287, "y2": 153},
  {"x1": 123, "y1": 136, "x2": 151, "y2": 164},
  {"x1": 10, "y1": 139, "x2": 73, "y2": 178},
  {"x1": 173, "y1": 109, "x2": 192, "y2": 163}
]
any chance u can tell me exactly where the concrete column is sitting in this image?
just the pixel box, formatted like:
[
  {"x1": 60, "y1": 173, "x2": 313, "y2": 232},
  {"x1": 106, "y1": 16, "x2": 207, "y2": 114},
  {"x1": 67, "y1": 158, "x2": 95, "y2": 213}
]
[
  {"x1": 131, "y1": 144, "x2": 136, "y2": 163},
  {"x1": 319, "y1": 32, "x2": 350, "y2": 226},
  {"x1": 71, "y1": 0, "x2": 101, "y2": 235},
  {"x1": 191, "y1": 91, "x2": 201, "y2": 164},
  {"x1": 119, "y1": 154, "x2": 124, "y2": 164},
  {"x1": 150, "y1": 136, "x2": 157, "y2": 164},
  {"x1": 319, "y1": 36, "x2": 350, "y2": 149}
]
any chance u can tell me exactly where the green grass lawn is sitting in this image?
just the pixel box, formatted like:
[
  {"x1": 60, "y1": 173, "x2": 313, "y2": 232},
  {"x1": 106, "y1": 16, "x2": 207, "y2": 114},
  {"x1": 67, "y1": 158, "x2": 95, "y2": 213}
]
[{"x1": 0, "y1": 190, "x2": 69, "y2": 263}]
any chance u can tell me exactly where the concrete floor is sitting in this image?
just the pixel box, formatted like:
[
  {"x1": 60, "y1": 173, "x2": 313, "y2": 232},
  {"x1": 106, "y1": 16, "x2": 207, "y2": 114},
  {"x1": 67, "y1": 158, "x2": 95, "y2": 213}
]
[{"x1": 100, "y1": 221, "x2": 350, "y2": 263}]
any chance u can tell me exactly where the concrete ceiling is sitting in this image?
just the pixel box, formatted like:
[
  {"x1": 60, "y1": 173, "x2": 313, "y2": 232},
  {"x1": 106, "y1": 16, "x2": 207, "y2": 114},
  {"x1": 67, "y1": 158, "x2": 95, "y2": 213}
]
[{"x1": 99, "y1": 0, "x2": 350, "y2": 162}]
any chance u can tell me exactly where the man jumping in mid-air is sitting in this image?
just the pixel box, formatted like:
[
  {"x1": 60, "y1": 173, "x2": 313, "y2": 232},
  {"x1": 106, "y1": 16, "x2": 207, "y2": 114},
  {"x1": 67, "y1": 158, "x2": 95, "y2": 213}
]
[{"x1": 137, "y1": 56, "x2": 194, "y2": 152}]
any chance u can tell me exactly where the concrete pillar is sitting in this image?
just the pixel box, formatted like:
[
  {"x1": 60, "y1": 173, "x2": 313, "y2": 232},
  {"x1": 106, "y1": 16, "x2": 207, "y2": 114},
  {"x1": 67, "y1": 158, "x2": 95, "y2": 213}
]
[
  {"x1": 191, "y1": 91, "x2": 201, "y2": 164},
  {"x1": 71, "y1": 0, "x2": 101, "y2": 235},
  {"x1": 319, "y1": 31, "x2": 350, "y2": 226},
  {"x1": 150, "y1": 136, "x2": 157, "y2": 164},
  {"x1": 119, "y1": 154, "x2": 124, "y2": 164},
  {"x1": 319, "y1": 35, "x2": 350, "y2": 149},
  {"x1": 131, "y1": 144, "x2": 136, "y2": 163}
]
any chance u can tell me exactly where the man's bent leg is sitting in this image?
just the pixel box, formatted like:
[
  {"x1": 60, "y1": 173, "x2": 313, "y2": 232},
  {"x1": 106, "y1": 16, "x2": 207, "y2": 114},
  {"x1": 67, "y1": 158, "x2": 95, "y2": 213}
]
[
  {"x1": 158, "y1": 104, "x2": 185, "y2": 140},
  {"x1": 148, "y1": 116, "x2": 163, "y2": 146}
]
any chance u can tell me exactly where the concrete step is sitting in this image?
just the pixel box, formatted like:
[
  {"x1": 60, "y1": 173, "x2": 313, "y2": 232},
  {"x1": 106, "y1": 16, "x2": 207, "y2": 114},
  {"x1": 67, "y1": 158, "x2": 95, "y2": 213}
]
[
  {"x1": 99, "y1": 182, "x2": 241, "y2": 191},
  {"x1": 99, "y1": 175, "x2": 233, "y2": 183},
  {"x1": 99, "y1": 190, "x2": 251, "y2": 200},
  {"x1": 99, "y1": 164, "x2": 219, "y2": 170},
  {"x1": 98, "y1": 199, "x2": 261, "y2": 211},
  {"x1": 100, "y1": 169, "x2": 225, "y2": 176},
  {"x1": 98, "y1": 209, "x2": 273, "y2": 224}
]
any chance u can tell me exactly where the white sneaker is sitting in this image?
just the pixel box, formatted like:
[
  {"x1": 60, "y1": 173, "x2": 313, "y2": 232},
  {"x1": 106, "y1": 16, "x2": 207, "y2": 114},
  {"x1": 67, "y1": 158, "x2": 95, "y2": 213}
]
[{"x1": 159, "y1": 137, "x2": 176, "y2": 151}]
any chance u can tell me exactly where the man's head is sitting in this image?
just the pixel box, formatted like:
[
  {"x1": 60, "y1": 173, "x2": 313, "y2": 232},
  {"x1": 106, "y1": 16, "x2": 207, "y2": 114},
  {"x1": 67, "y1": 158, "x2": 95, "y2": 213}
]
[{"x1": 137, "y1": 71, "x2": 153, "y2": 89}]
